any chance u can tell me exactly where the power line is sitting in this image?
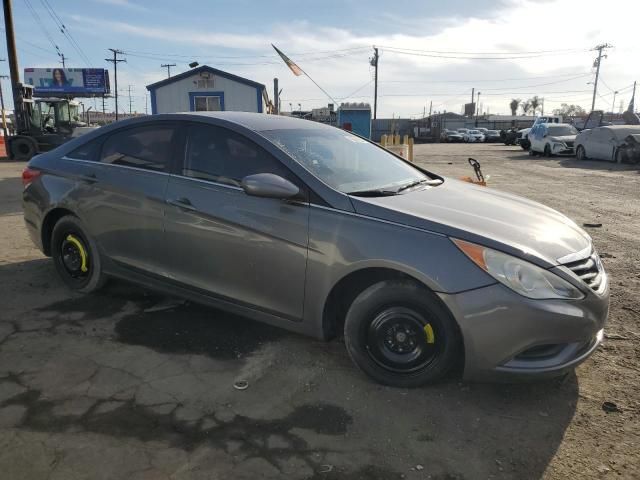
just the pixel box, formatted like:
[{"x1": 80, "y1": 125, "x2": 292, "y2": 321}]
[
  {"x1": 380, "y1": 46, "x2": 589, "y2": 60},
  {"x1": 121, "y1": 45, "x2": 371, "y2": 60},
  {"x1": 380, "y1": 72, "x2": 593, "y2": 84},
  {"x1": 39, "y1": 0, "x2": 92, "y2": 66},
  {"x1": 376, "y1": 45, "x2": 589, "y2": 56},
  {"x1": 22, "y1": 0, "x2": 61, "y2": 58}
]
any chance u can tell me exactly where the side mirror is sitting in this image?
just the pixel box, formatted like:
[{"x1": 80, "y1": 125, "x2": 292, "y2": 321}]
[{"x1": 241, "y1": 173, "x2": 300, "y2": 199}]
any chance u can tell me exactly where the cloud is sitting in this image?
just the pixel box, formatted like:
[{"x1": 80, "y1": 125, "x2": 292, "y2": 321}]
[
  {"x1": 91, "y1": 0, "x2": 148, "y2": 11},
  {"x1": 73, "y1": 0, "x2": 638, "y2": 116}
]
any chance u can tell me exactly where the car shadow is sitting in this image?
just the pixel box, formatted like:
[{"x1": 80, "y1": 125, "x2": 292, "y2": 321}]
[
  {"x1": 0, "y1": 258, "x2": 579, "y2": 479},
  {"x1": 559, "y1": 157, "x2": 640, "y2": 172}
]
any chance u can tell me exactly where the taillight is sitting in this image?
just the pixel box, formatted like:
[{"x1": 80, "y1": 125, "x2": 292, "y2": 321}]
[{"x1": 22, "y1": 167, "x2": 41, "y2": 187}]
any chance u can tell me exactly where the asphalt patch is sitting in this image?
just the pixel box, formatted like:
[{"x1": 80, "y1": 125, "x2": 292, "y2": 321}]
[{"x1": 115, "y1": 302, "x2": 286, "y2": 360}]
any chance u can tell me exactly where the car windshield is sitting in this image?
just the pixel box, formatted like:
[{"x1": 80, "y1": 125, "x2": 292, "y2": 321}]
[
  {"x1": 261, "y1": 128, "x2": 430, "y2": 194},
  {"x1": 488, "y1": 130, "x2": 499, "y2": 134},
  {"x1": 548, "y1": 125, "x2": 578, "y2": 136}
]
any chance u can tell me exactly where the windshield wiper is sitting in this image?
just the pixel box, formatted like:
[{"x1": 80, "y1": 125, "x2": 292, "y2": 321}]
[
  {"x1": 348, "y1": 189, "x2": 399, "y2": 197},
  {"x1": 396, "y1": 178, "x2": 443, "y2": 192}
]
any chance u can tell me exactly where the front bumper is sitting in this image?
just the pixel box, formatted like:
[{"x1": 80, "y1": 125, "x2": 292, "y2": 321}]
[{"x1": 437, "y1": 279, "x2": 609, "y2": 381}]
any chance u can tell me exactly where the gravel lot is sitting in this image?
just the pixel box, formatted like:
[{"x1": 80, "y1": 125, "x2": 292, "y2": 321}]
[{"x1": 0, "y1": 142, "x2": 638, "y2": 479}]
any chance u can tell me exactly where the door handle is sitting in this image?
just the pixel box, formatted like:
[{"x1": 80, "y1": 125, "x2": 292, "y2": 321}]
[{"x1": 167, "y1": 197, "x2": 197, "y2": 211}]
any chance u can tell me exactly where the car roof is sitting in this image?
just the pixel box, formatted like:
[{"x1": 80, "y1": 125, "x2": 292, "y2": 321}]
[
  {"x1": 171, "y1": 111, "x2": 327, "y2": 132},
  {"x1": 596, "y1": 125, "x2": 640, "y2": 139}
]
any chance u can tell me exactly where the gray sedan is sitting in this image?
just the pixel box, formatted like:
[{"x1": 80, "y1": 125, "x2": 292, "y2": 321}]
[
  {"x1": 22, "y1": 112, "x2": 609, "y2": 387},
  {"x1": 576, "y1": 125, "x2": 640, "y2": 162}
]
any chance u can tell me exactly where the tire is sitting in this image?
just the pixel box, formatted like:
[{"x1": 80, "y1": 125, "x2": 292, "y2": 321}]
[
  {"x1": 615, "y1": 148, "x2": 624, "y2": 164},
  {"x1": 576, "y1": 145, "x2": 587, "y2": 161},
  {"x1": 520, "y1": 140, "x2": 530, "y2": 151},
  {"x1": 543, "y1": 144, "x2": 552, "y2": 157},
  {"x1": 344, "y1": 280, "x2": 461, "y2": 388},
  {"x1": 51, "y1": 215, "x2": 106, "y2": 293},
  {"x1": 10, "y1": 136, "x2": 37, "y2": 161}
]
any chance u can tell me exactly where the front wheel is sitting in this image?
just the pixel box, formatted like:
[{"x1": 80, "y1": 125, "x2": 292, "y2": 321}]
[
  {"x1": 344, "y1": 280, "x2": 461, "y2": 388},
  {"x1": 576, "y1": 145, "x2": 587, "y2": 161},
  {"x1": 544, "y1": 144, "x2": 552, "y2": 157},
  {"x1": 51, "y1": 215, "x2": 106, "y2": 293}
]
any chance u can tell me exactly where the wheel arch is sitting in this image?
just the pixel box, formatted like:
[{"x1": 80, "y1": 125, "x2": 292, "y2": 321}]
[
  {"x1": 321, "y1": 266, "x2": 457, "y2": 341},
  {"x1": 41, "y1": 207, "x2": 76, "y2": 256}
]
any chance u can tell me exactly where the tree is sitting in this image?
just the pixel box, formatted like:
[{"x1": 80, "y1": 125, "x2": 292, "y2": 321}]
[
  {"x1": 530, "y1": 96, "x2": 542, "y2": 115},
  {"x1": 509, "y1": 98, "x2": 521, "y2": 116},
  {"x1": 552, "y1": 103, "x2": 587, "y2": 117},
  {"x1": 521, "y1": 100, "x2": 531, "y2": 115}
]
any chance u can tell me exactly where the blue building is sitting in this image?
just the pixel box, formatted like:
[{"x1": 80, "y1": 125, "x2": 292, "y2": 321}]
[{"x1": 337, "y1": 103, "x2": 372, "y2": 138}]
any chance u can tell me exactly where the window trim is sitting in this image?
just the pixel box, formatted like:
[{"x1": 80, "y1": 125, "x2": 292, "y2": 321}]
[{"x1": 188, "y1": 91, "x2": 225, "y2": 112}]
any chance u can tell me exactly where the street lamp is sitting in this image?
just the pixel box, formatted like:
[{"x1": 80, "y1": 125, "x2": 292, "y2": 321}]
[
  {"x1": 298, "y1": 103, "x2": 302, "y2": 112},
  {"x1": 612, "y1": 90, "x2": 619, "y2": 114}
]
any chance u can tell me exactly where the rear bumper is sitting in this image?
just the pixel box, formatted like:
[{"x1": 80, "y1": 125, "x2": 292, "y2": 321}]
[{"x1": 437, "y1": 280, "x2": 609, "y2": 382}]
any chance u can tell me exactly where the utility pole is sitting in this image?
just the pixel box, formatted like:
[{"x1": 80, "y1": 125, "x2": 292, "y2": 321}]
[
  {"x1": 127, "y1": 85, "x2": 133, "y2": 115},
  {"x1": 0, "y1": 74, "x2": 8, "y2": 138},
  {"x1": 428, "y1": 100, "x2": 432, "y2": 117},
  {"x1": 471, "y1": 87, "x2": 475, "y2": 105},
  {"x1": 59, "y1": 53, "x2": 67, "y2": 68},
  {"x1": 590, "y1": 43, "x2": 612, "y2": 112},
  {"x1": 273, "y1": 78, "x2": 279, "y2": 114},
  {"x1": 3, "y1": 0, "x2": 23, "y2": 131},
  {"x1": 102, "y1": 95, "x2": 106, "y2": 114},
  {"x1": 611, "y1": 90, "x2": 618, "y2": 115},
  {"x1": 161, "y1": 63, "x2": 175, "y2": 79},
  {"x1": 370, "y1": 47, "x2": 379, "y2": 119},
  {"x1": 541, "y1": 97, "x2": 544, "y2": 115},
  {"x1": 475, "y1": 91, "x2": 481, "y2": 126},
  {"x1": 105, "y1": 48, "x2": 126, "y2": 120}
]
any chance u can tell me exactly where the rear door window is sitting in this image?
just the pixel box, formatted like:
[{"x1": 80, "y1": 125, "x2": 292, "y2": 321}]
[
  {"x1": 182, "y1": 123, "x2": 291, "y2": 187},
  {"x1": 100, "y1": 124, "x2": 178, "y2": 172},
  {"x1": 68, "y1": 138, "x2": 103, "y2": 161}
]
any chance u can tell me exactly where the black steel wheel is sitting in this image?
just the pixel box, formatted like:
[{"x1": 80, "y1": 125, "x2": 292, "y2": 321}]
[
  {"x1": 344, "y1": 280, "x2": 461, "y2": 388},
  {"x1": 51, "y1": 215, "x2": 106, "y2": 293},
  {"x1": 366, "y1": 306, "x2": 441, "y2": 374}
]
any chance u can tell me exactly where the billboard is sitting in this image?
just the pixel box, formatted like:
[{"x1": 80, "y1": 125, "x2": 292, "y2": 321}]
[
  {"x1": 464, "y1": 102, "x2": 476, "y2": 116},
  {"x1": 23, "y1": 68, "x2": 111, "y2": 96}
]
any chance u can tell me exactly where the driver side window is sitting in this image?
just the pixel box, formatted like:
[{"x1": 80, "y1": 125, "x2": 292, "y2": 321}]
[{"x1": 182, "y1": 123, "x2": 291, "y2": 187}]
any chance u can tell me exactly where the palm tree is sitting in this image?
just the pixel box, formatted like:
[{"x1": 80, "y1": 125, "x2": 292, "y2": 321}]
[
  {"x1": 530, "y1": 96, "x2": 541, "y2": 116},
  {"x1": 509, "y1": 98, "x2": 521, "y2": 116},
  {"x1": 521, "y1": 101, "x2": 531, "y2": 115}
]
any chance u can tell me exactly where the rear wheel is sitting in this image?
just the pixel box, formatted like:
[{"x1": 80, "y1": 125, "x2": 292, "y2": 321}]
[
  {"x1": 344, "y1": 280, "x2": 461, "y2": 388},
  {"x1": 576, "y1": 145, "x2": 587, "y2": 161},
  {"x1": 615, "y1": 148, "x2": 624, "y2": 163},
  {"x1": 10, "y1": 136, "x2": 37, "y2": 161},
  {"x1": 51, "y1": 215, "x2": 106, "y2": 293}
]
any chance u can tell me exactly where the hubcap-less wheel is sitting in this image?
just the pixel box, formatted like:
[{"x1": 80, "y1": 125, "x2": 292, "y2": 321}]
[
  {"x1": 577, "y1": 146, "x2": 585, "y2": 160},
  {"x1": 60, "y1": 233, "x2": 90, "y2": 279},
  {"x1": 366, "y1": 307, "x2": 440, "y2": 373}
]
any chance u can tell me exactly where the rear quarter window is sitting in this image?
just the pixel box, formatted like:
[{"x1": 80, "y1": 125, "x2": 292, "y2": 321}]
[{"x1": 68, "y1": 138, "x2": 103, "y2": 161}]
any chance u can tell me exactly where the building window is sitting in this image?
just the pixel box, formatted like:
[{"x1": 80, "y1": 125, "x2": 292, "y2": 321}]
[
  {"x1": 194, "y1": 96, "x2": 221, "y2": 112},
  {"x1": 196, "y1": 78, "x2": 214, "y2": 89}
]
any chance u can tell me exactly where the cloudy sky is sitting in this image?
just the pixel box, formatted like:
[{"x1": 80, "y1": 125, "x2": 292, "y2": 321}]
[{"x1": 3, "y1": 0, "x2": 638, "y2": 117}]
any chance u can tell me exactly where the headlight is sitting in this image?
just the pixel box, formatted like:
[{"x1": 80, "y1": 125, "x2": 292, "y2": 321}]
[
  {"x1": 452, "y1": 239, "x2": 584, "y2": 300},
  {"x1": 552, "y1": 142, "x2": 566, "y2": 150}
]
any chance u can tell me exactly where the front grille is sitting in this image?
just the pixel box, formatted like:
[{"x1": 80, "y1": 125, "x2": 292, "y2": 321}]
[
  {"x1": 563, "y1": 252, "x2": 604, "y2": 291},
  {"x1": 565, "y1": 140, "x2": 575, "y2": 147}
]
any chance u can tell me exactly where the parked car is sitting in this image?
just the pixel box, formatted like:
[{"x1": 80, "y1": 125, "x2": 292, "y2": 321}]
[
  {"x1": 463, "y1": 129, "x2": 485, "y2": 142},
  {"x1": 22, "y1": 112, "x2": 608, "y2": 387},
  {"x1": 575, "y1": 125, "x2": 640, "y2": 163},
  {"x1": 440, "y1": 129, "x2": 463, "y2": 143},
  {"x1": 457, "y1": 128, "x2": 469, "y2": 136},
  {"x1": 517, "y1": 128, "x2": 531, "y2": 150},
  {"x1": 529, "y1": 123, "x2": 578, "y2": 156},
  {"x1": 476, "y1": 128, "x2": 489, "y2": 135},
  {"x1": 484, "y1": 130, "x2": 502, "y2": 142}
]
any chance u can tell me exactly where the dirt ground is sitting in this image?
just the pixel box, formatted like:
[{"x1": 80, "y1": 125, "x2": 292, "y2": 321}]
[{"x1": 0, "y1": 142, "x2": 638, "y2": 480}]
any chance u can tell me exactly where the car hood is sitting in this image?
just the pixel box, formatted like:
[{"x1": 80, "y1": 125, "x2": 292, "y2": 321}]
[
  {"x1": 549, "y1": 135, "x2": 576, "y2": 142},
  {"x1": 349, "y1": 179, "x2": 591, "y2": 267}
]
